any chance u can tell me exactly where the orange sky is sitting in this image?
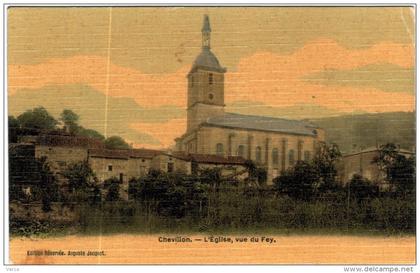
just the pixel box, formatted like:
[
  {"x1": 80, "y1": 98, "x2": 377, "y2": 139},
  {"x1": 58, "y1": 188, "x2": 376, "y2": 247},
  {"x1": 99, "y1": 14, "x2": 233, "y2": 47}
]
[{"x1": 8, "y1": 7, "x2": 415, "y2": 148}]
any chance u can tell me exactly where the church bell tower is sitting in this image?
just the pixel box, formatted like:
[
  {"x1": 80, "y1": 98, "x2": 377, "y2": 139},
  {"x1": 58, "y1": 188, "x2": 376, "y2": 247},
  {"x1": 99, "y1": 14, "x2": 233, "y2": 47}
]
[{"x1": 186, "y1": 15, "x2": 226, "y2": 133}]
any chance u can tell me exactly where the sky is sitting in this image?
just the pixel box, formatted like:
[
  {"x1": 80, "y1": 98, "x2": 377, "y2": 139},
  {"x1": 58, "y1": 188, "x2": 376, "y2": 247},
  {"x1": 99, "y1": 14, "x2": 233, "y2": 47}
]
[{"x1": 7, "y1": 7, "x2": 415, "y2": 149}]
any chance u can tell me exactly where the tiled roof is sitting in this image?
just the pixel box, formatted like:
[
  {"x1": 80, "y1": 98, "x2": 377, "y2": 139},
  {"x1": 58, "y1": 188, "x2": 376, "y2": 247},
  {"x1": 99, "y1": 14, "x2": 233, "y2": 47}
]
[
  {"x1": 343, "y1": 147, "x2": 415, "y2": 157},
  {"x1": 204, "y1": 113, "x2": 319, "y2": 136},
  {"x1": 130, "y1": 148, "x2": 164, "y2": 159},
  {"x1": 37, "y1": 134, "x2": 104, "y2": 149},
  {"x1": 9, "y1": 143, "x2": 36, "y2": 158},
  {"x1": 88, "y1": 148, "x2": 164, "y2": 160},
  {"x1": 89, "y1": 149, "x2": 129, "y2": 159},
  {"x1": 171, "y1": 151, "x2": 192, "y2": 161}
]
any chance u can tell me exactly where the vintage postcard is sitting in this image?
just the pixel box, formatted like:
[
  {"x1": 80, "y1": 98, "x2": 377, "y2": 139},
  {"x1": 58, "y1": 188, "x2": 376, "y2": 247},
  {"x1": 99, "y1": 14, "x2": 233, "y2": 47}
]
[{"x1": 3, "y1": 4, "x2": 417, "y2": 268}]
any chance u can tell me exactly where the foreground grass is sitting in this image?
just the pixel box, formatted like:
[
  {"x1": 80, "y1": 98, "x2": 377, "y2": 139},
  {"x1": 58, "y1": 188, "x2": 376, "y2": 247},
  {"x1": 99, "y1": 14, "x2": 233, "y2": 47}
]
[{"x1": 9, "y1": 221, "x2": 415, "y2": 239}]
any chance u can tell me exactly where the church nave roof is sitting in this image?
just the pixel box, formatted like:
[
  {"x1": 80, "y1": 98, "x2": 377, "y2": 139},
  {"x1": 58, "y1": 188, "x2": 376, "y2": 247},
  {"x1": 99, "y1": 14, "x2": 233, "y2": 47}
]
[{"x1": 204, "y1": 113, "x2": 319, "y2": 136}]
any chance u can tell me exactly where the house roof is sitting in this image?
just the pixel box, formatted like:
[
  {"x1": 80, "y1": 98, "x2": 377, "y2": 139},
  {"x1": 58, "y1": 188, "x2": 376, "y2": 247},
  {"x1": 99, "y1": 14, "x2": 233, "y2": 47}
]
[
  {"x1": 89, "y1": 149, "x2": 130, "y2": 159},
  {"x1": 37, "y1": 134, "x2": 104, "y2": 149},
  {"x1": 203, "y1": 113, "x2": 319, "y2": 136},
  {"x1": 130, "y1": 148, "x2": 164, "y2": 159},
  {"x1": 88, "y1": 148, "x2": 164, "y2": 160},
  {"x1": 343, "y1": 146, "x2": 415, "y2": 157}
]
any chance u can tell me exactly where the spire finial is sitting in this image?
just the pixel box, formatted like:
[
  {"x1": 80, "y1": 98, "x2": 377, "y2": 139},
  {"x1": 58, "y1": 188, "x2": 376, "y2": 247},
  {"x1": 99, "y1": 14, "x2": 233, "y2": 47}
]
[
  {"x1": 202, "y1": 14, "x2": 211, "y2": 32},
  {"x1": 202, "y1": 15, "x2": 211, "y2": 49}
]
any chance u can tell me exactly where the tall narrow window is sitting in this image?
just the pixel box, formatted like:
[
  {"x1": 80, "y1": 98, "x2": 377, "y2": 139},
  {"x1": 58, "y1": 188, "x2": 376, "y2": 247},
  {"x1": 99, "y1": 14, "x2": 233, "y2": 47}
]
[
  {"x1": 237, "y1": 145, "x2": 245, "y2": 157},
  {"x1": 256, "y1": 146, "x2": 262, "y2": 163},
  {"x1": 140, "y1": 166, "x2": 146, "y2": 176},
  {"x1": 289, "y1": 150, "x2": 295, "y2": 166},
  {"x1": 272, "y1": 148, "x2": 279, "y2": 165},
  {"x1": 281, "y1": 139, "x2": 287, "y2": 171},
  {"x1": 304, "y1": 151, "x2": 311, "y2": 162},
  {"x1": 209, "y1": 73, "x2": 213, "y2": 85},
  {"x1": 216, "y1": 143, "x2": 224, "y2": 156},
  {"x1": 298, "y1": 140, "x2": 303, "y2": 161},
  {"x1": 272, "y1": 168, "x2": 279, "y2": 179},
  {"x1": 167, "y1": 162, "x2": 174, "y2": 173}
]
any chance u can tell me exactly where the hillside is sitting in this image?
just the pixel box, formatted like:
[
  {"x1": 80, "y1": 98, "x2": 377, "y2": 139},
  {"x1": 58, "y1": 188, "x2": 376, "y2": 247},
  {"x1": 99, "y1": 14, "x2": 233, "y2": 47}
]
[{"x1": 310, "y1": 112, "x2": 415, "y2": 154}]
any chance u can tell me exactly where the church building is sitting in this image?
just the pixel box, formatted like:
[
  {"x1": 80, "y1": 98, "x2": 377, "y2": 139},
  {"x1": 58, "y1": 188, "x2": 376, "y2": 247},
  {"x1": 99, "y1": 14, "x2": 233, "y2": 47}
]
[{"x1": 175, "y1": 15, "x2": 325, "y2": 183}]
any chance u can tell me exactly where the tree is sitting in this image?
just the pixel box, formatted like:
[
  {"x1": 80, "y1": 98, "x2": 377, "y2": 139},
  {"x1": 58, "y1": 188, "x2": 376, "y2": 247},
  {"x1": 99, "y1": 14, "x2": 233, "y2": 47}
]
[
  {"x1": 8, "y1": 115, "x2": 20, "y2": 143},
  {"x1": 104, "y1": 177, "x2": 120, "y2": 201},
  {"x1": 90, "y1": 183, "x2": 102, "y2": 205},
  {"x1": 8, "y1": 115, "x2": 19, "y2": 128},
  {"x1": 130, "y1": 171, "x2": 209, "y2": 218},
  {"x1": 312, "y1": 142, "x2": 342, "y2": 192},
  {"x1": 199, "y1": 167, "x2": 222, "y2": 188},
  {"x1": 77, "y1": 128, "x2": 105, "y2": 141},
  {"x1": 37, "y1": 157, "x2": 60, "y2": 212},
  {"x1": 17, "y1": 107, "x2": 58, "y2": 130},
  {"x1": 373, "y1": 143, "x2": 415, "y2": 194},
  {"x1": 244, "y1": 160, "x2": 267, "y2": 186},
  {"x1": 387, "y1": 155, "x2": 415, "y2": 194},
  {"x1": 273, "y1": 161, "x2": 318, "y2": 201},
  {"x1": 60, "y1": 109, "x2": 79, "y2": 134},
  {"x1": 62, "y1": 160, "x2": 95, "y2": 193},
  {"x1": 60, "y1": 109, "x2": 106, "y2": 140},
  {"x1": 372, "y1": 143, "x2": 399, "y2": 176},
  {"x1": 348, "y1": 174, "x2": 379, "y2": 202},
  {"x1": 104, "y1": 136, "x2": 130, "y2": 149}
]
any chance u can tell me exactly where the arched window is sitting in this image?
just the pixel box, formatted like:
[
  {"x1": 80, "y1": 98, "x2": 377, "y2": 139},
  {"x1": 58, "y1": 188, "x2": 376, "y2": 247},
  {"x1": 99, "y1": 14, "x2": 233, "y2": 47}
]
[
  {"x1": 288, "y1": 150, "x2": 295, "y2": 165},
  {"x1": 209, "y1": 73, "x2": 213, "y2": 85},
  {"x1": 255, "y1": 146, "x2": 262, "y2": 163},
  {"x1": 237, "y1": 145, "x2": 245, "y2": 157},
  {"x1": 272, "y1": 168, "x2": 279, "y2": 179},
  {"x1": 272, "y1": 148, "x2": 279, "y2": 165},
  {"x1": 216, "y1": 143, "x2": 224, "y2": 156},
  {"x1": 304, "y1": 151, "x2": 311, "y2": 162},
  {"x1": 298, "y1": 140, "x2": 304, "y2": 161}
]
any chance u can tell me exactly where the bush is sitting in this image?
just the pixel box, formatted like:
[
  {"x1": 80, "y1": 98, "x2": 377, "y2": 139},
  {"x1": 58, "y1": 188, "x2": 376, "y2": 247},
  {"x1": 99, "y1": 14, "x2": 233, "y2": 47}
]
[
  {"x1": 348, "y1": 174, "x2": 379, "y2": 202},
  {"x1": 104, "y1": 177, "x2": 121, "y2": 201},
  {"x1": 11, "y1": 165, "x2": 415, "y2": 236},
  {"x1": 273, "y1": 161, "x2": 318, "y2": 200}
]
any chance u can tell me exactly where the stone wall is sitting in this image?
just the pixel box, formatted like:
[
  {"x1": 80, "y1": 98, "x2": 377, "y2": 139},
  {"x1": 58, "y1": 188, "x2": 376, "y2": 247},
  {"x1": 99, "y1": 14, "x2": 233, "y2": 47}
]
[
  {"x1": 195, "y1": 162, "x2": 247, "y2": 179},
  {"x1": 151, "y1": 154, "x2": 192, "y2": 174},
  {"x1": 127, "y1": 157, "x2": 152, "y2": 178},
  {"x1": 338, "y1": 151, "x2": 385, "y2": 185},
  {"x1": 35, "y1": 145, "x2": 88, "y2": 174},
  {"x1": 10, "y1": 201, "x2": 79, "y2": 223}
]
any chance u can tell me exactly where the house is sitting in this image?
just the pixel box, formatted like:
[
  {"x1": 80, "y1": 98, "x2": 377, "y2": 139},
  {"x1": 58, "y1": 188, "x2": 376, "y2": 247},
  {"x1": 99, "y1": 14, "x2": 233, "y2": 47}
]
[{"x1": 337, "y1": 147, "x2": 414, "y2": 187}]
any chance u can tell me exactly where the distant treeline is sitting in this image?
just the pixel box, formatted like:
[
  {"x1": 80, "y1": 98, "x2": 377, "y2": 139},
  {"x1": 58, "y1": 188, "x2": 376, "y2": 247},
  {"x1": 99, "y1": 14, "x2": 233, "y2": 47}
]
[
  {"x1": 9, "y1": 106, "x2": 132, "y2": 149},
  {"x1": 311, "y1": 111, "x2": 415, "y2": 153}
]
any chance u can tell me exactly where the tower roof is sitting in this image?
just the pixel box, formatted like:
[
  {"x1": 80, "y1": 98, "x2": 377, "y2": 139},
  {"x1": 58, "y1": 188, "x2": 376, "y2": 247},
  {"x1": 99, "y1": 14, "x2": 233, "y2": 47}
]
[
  {"x1": 189, "y1": 15, "x2": 226, "y2": 74},
  {"x1": 190, "y1": 48, "x2": 226, "y2": 73}
]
